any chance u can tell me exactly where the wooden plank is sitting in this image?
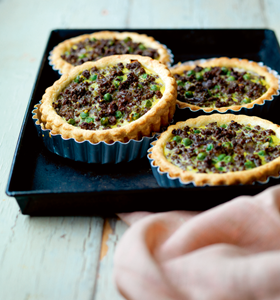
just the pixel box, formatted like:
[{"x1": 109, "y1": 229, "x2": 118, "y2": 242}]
[
  {"x1": 94, "y1": 218, "x2": 128, "y2": 300},
  {"x1": 0, "y1": 214, "x2": 104, "y2": 300}
]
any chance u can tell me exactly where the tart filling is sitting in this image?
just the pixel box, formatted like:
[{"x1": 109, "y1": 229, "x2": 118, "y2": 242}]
[
  {"x1": 61, "y1": 37, "x2": 160, "y2": 66},
  {"x1": 165, "y1": 121, "x2": 280, "y2": 174},
  {"x1": 174, "y1": 66, "x2": 268, "y2": 108},
  {"x1": 39, "y1": 55, "x2": 177, "y2": 144},
  {"x1": 50, "y1": 31, "x2": 172, "y2": 74},
  {"x1": 53, "y1": 60, "x2": 164, "y2": 131},
  {"x1": 171, "y1": 58, "x2": 279, "y2": 112},
  {"x1": 149, "y1": 114, "x2": 280, "y2": 185}
]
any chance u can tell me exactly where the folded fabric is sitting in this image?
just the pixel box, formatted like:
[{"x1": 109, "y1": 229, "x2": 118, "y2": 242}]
[{"x1": 114, "y1": 185, "x2": 280, "y2": 300}]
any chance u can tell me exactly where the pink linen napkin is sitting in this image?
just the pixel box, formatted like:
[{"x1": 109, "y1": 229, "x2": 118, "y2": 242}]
[{"x1": 114, "y1": 185, "x2": 280, "y2": 300}]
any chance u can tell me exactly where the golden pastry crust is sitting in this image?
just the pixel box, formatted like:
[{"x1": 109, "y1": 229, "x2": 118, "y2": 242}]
[
  {"x1": 171, "y1": 57, "x2": 279, "y2": 112},
  {"x1": 149, "y1": 114, "x2": 280, "y2": 186},
  {"x1": 50, "y1": 31, "x2": 172, "y2": 74},
  {"x1": 38, "y1": 55, "x2": 177, "y2": 144}
]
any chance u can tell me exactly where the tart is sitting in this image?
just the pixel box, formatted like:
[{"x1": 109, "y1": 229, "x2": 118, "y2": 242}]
[
  {"x1": 171, "y1": 57, "x2": 279, "y2": 112},
  {"x1": 50, "y1": 31, "x2": 172, "y2": 74},
  {"x1": 149, "y1": 114, "x2": 280, "y2": 186},
  {"x1": 38, "y1": 55, "x2": 177, "y2": 144}
]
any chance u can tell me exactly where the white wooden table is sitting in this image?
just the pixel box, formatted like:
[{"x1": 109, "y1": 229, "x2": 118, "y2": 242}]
[{"x1": 1, "y1": 1, "x2": 280, "y2": 299}]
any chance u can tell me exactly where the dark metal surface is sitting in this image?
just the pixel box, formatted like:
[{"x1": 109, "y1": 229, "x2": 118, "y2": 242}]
[{"x1": 5, "y1": 29, "x2": 280, "y2": 216}]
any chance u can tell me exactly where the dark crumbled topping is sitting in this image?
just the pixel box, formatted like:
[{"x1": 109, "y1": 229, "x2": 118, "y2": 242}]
[
  {"x1": 165, "y1": 121, "x2": 280, "y2": 174},
  {"x1": 52, "y1": 60, "x2": 164, "y2": 130},
  {"x1": 174, "y1": 66, "x2": 268, "y2": 108},
  {"x1": 61, "y1": 37, "x2": 160, "y2": 66}
]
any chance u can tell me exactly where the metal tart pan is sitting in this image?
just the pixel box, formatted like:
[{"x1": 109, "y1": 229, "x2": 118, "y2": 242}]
[
  {"x1": 147, "y1": 141, "x2": 280, "y2": 188},
  {"x1": 32, "y1": 104, "x2": 156, "y2": 164}
]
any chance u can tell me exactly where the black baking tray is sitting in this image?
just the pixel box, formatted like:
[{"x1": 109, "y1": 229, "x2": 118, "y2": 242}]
[{"x1": 6, "y1": 29, "x2": 280, "y2": 216}]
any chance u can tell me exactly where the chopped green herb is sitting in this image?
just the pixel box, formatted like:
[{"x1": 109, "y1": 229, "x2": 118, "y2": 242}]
[
  {"x1": 206, "y1": 144, "x2": 213, "y2": 151},
  {"x1": 187, "y1": 70, "x2": 195, "y2": 76},
  {"x1": 78, "y1": 54, "x2": 86, "y2": 59},
  {"x1": 67, "y1": 119, "x2": 75, "y2": 125},
  {"x1": 227, "y1": 76, "x2": 236, "y2": 81},
  {"x1": 224, "y1": 156, "x2": 232, "y2": 163},
  {"x1": 245, "y1": 161, "x2": 255, "y2": 169},
  {"x1": 185, "y1": 91, "x2": 193, "y2": 98},
  {"x1": 90, "y1": 74, "x2": 97, "y2": 81},
  {"x1": 113, "y1": 81, "x2": 120, "y2": 88},
  {"x1": 243, "y1": 98, "x2": 251, "y2": 104},
  {"x1": 74, "y1": 76, "x2": 81, "y2": 83},
  {"x1": 243, "y1": 74, "x2": 251, "y2": 81},
  {"x1": 176, "y1": 80, "x2": 184, "y2": 86},
  {"x1": 145, "y1": 100, "x2": 152, "y2": 108},
  {"x1": 151, "y1": 85, "x2": 160, "y2": 91},
  {"x1": 124, "y1": 37, "x2": 132, "y2": 43},
  {"x1": 139, "y1": 44, "x2": 146, "y2": 50},
  {"x1": 132, "y1": 112, "x2": 140, "y2": 120},
  {"x1": 222, "y1": 142, "x2": 232, "y2": 148},
  {"x1": 258, "y1": 150, "x2": 266, "y2": 156},
  {"x1": 221, "y1": 67, "x2": 228, "y2": 74},
  {"x1": 217, "y1": 154, "x2": 226, "y2": 161}
]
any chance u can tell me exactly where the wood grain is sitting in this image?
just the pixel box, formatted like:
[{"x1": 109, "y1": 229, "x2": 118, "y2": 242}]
[{"x1": 0, "y1": 0, "x2": 280, "y2": 299}]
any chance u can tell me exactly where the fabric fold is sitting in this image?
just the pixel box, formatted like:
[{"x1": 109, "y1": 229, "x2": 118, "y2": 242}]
[{"x1": 114, "y1": 185, "x2": 280, "y2": 300}]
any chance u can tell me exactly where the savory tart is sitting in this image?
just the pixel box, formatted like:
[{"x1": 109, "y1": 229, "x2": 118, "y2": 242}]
[
  {"x1": 171, "y1": 57, "x2": 279, "y2": 112},
  {"x1": 39, "y1": 55, "x2": 177, "y2": 144},
  {"x1": 50, "y1": 31, "x2": 172, "y2": 74},
  {"x1": 149, "y1": 114, "x2": 280, "y2": 186}
]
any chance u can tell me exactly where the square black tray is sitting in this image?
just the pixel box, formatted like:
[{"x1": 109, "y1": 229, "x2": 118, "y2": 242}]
[{"x1": 6, "y1": 29, "x2": 280, "y2": 216}]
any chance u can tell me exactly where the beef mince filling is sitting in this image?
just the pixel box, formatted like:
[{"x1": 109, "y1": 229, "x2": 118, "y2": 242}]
[
  {"x1": 61, "y1": 37, "x2": 160, "y2": 66},
  {"x1": 52, "y1": 60, "x2": 164, "y2": 130},
  {"x1": 174, "y1": 66, "x2": 268, "y2": 108},
  {"x1": 164, "y1": 121, "x2": 280, "y2": 174}
]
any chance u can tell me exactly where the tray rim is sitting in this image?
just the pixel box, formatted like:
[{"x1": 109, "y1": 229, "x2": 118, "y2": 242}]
[{"x1": 6, "y1": 28, "x2": 280, "y2": 200}]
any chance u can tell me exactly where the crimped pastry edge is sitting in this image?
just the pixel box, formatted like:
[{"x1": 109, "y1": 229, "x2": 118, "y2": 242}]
[
  {"x1": 49, "y1": 31, "x2": 173, "y2": 74},
  {"x1": 149, "y1": 114, "x2": 280, "y2": 186},
  {"x1": 39, "y1": 55, "x2": 177, "y2": 144},
  {"x1": 171, "y1": 57, "x2": 280, "y2": 113}
]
